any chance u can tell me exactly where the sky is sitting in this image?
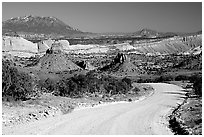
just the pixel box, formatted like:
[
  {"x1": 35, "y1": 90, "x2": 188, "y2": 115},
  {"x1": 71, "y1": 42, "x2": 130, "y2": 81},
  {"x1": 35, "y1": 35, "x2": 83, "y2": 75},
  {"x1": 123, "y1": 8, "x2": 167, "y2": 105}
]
[{"x1": 2, "y1": 2, "x2": 202, "y2": 33}]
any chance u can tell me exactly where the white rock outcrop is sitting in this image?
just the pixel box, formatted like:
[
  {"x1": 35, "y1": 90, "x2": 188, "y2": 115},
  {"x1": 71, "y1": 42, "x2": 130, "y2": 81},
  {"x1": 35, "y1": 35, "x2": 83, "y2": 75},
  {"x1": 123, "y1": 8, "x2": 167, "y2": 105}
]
[{"x1": 2, "y1": 36, "x2": 38, "y2": 53}]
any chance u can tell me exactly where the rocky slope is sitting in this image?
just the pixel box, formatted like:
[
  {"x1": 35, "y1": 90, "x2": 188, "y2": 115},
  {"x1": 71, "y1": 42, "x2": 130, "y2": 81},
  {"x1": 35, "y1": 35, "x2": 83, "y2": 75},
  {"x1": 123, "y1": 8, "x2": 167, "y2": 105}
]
[
  {"x1": 39, "y1": 42, "x2": 82, "y2": 72},
  {"x1": 75, "y1": 60, "x2": 96, "y2": 71},
  {"x1": 100, "y1": 53, "x2": 139, "y2": 75}
]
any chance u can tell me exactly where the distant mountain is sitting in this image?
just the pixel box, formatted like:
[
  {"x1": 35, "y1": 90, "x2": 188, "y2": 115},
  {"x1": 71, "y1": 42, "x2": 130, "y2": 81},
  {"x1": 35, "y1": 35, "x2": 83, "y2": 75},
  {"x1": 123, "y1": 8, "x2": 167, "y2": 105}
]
[
  {"x1": 138, "y1": 28, "x2": 160, "y2": 37},
  {"x1": 132, "y1": 28, "x2": 177, "y2": 38},
  {"x1": 2, "y1": 15, "x2": 84, "y2": 36},
  {"x1": 2, "y1": 15, "x2": 201, "y2": 39},
  {"x1": 173, "y1": 30, "x2": 202, "y2": 37},
  {"x1": 98, "y1": 29, "x2": 201, "y2": 38}
]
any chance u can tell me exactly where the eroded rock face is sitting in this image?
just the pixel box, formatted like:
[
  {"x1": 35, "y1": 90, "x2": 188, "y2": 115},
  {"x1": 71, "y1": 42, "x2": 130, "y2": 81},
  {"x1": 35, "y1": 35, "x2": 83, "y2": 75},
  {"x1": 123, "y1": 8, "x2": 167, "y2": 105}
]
[
  {"x1": 113, "y1": 52, "x2": 128, "y2": 64},
  {"x1": 2, "y1": 36, "x2": 39, "y2": 57},
  {"x1": 75, "y1": 60, "x2": 96, "y2": 70},
  {"x1": 2, "y1": 36, "x2": 38, "y2": 52},
  {"x1": 37, "y1": 41, "x2": 50, "y2": 53},
  {"x1": 50, "y1": 42, "x2": 63, "y2": 54},
  {"x1": 58, "y1": 40, "x2": 70, "y2": 51},
  {"x1": 38, "y1": 39, "x2": 70, "y2": 54},
  {"x1": 132, "y1": 34, "x2": 202, "y2": 55},
  {"x1": 100, "y1": 52, "x2": 138, "y2": 74}
]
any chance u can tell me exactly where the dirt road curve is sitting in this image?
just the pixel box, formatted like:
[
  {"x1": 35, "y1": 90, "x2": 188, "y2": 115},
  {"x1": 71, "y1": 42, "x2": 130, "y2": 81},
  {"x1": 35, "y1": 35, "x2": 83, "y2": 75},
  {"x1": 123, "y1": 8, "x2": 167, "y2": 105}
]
[{"x1": 3, "y1": 83, "x2": 187, "y2": 135}]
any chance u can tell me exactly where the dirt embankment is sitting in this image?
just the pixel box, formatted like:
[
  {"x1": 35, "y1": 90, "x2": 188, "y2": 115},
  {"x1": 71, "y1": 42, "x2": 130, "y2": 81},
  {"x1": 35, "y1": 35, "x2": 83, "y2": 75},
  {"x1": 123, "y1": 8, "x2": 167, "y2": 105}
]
[
  {"x1": 168, "y1": 81, "x2": 202, "y2": 135},
  {"x1": 2, "y1": 94, "x2": 75, "y2": 127}
]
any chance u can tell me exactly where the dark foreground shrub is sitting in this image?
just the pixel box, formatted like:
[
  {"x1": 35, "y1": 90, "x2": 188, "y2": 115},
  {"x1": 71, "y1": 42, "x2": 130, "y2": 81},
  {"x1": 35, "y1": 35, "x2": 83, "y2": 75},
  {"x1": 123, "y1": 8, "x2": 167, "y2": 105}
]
[
  {"x1": 175, "y1": 75, "x2": 190, "y2": 81},
  {"x1": 155, "y1": 75, "x2": 175, "y2": 82},
  {"x1": 2, "y1": 60, "x2": 34, "y2": 101},
  {"x1": 189, "y1": 74, "x2": 202, "y2": 97},
  {"x1": 38, "y1": 72, "x2": 132, "y2": 98}
]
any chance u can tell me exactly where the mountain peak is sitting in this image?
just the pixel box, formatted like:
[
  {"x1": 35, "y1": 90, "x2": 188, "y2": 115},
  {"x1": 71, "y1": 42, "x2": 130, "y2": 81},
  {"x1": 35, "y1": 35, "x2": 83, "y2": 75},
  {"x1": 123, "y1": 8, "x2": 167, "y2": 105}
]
[
  {"x1": 10, "y1": 15, "x2": 57, "y2": 20},
  {"x1": 140, "y1": 28, "x2": 157, "y2": 33},
  {"x1": 3, "y1": 15, "x2": 83, "y2": 36}
]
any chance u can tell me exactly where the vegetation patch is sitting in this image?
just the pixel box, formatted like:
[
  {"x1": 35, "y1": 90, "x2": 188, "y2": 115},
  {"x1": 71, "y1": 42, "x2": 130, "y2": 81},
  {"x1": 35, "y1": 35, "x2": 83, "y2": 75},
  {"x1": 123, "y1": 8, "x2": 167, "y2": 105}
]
[
  {"x1": 38, "y1": 72, "x2": 132, "y2": 98},
  {"x1": 2, "y1": 60, "x2": 34, "y2": 101}
]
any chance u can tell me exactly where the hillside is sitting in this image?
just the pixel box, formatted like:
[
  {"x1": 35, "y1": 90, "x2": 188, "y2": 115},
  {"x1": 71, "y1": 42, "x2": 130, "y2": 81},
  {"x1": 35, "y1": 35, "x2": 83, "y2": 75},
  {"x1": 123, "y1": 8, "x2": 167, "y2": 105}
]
[
  {"x1": 100, "y1": 53, "x2": 139, "y2": 75},
  {"x1": 39, "y1": 42, "x2": 82, "y2": 73},
  {"x1": 133, "y1": 34, "x2": 202, "y2": 54}
]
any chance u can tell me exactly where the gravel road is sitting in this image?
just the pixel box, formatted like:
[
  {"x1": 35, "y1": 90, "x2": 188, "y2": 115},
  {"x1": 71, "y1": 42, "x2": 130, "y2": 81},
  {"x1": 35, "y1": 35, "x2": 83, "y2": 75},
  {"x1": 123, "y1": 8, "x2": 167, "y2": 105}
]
[{"x1": 3, "y1": 83, "x2": 187, "y2": 135}]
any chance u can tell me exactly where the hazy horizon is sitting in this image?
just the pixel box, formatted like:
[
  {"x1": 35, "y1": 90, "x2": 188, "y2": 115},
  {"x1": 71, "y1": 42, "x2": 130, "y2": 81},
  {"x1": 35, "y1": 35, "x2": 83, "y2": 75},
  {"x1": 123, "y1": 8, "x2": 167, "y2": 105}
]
[{"x1": 2, "y1": 2, "x2": 202, "y2": 33}]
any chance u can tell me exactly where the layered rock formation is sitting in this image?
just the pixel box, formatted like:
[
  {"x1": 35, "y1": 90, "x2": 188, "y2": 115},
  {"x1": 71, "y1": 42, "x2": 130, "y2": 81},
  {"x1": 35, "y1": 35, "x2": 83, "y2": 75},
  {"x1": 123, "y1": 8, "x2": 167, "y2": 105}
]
[
  {"x1": 37, "y1": 41, "x2": 50, "y2": 53},
  {"x1": 132, "y1": 34, "x2": 202, "y2": 55},
  {"x1": 75, "y1": 60, "x2": 96, "y2": 70}
]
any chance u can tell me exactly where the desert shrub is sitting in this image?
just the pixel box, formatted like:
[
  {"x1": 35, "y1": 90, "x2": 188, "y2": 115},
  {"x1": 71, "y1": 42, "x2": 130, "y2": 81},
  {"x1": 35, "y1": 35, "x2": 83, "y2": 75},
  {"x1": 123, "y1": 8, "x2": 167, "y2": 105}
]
[
  {"x1": 100, "y1": 75, "x2": 132, "y2": 95},
  {"x1": 38, "y1": 78, "x2": 56, "y2": 92},
  {"x1": 189, "y1": 74, "x2": 202, "y2": 97},
  {"x1": 55, "y1": 80, "x2": 67, "y2": 96},
  {"x1": 172, "y1": 73, "x2": 202, "y2": 97},
  {"x1": 175, "y1": 75, "x2": 190, "y2": 81},
  {"x1": 154, "y1": 75, "x2": 175, "y2": 82},
  {"x1": 2, "y1": 60, "x2": 33, "y2": 101},
  {"x1": 136, "y1": 78, "x2": 153, "y2": 83},
  {"x1": 2, "y1": 61, "x2": 13, "y2": 93},
  {"x1": 38, "y1": 72, "x2": 132, "y2": 98},
  {"x1": 122, "y1": 77, "x2": 132, "y2": 86}
]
